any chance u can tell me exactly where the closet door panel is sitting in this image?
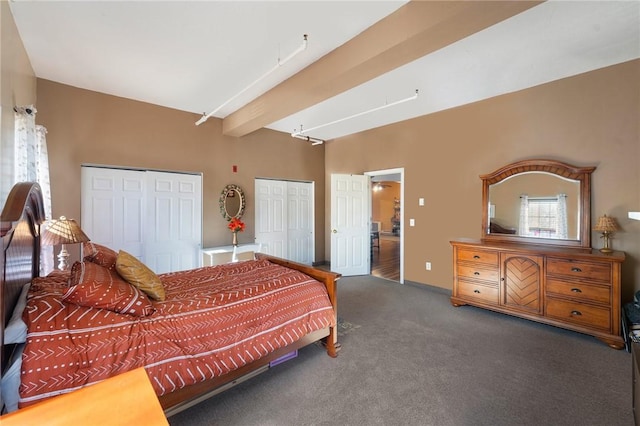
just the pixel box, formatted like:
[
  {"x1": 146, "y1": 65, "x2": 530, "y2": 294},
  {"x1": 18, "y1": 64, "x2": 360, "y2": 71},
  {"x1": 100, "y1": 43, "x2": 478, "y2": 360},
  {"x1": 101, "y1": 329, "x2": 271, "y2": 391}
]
[
  {"x1": 287, "y1": 182, "x2": 314, "y2": 265},
  {"x1": 255, "y1": 179, "x2": 288, "y2": 259},
  {"x1": 81, "y1": 167, "x2": 144, "y2": 259},
  {"x1": 145, "y1": 171, "x2": 202, "y2": 274}
]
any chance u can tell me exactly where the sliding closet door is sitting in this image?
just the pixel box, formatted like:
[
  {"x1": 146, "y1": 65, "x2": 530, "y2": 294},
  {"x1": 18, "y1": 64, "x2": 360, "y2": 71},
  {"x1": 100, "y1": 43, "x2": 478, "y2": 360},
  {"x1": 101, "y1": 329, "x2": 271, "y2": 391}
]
[
  {"x1": 81, "y1": 166, "x2": 202, "y2": 273},
  {"x1": 255, "y1": 179, "x2": 287, "y2": 258},
  {"x1": 287, "y1": 181, "x2": 314, "y2": 264},
  {"x1": 81, "y1": 167, "x2": 145, "y2": 259},
  {"x1": 145, "y1": 171, "x2": 202, "y2": 273},
  {"x1": 255, "y1": 178, "x2": 314, "y2": 264}
]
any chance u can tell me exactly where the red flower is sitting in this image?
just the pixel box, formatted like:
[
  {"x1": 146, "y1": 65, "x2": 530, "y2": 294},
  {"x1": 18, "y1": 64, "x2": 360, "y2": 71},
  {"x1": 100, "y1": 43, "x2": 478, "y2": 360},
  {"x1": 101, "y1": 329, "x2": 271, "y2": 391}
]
[{"x1": 228, "y1": 217, "x2": 245, "y2": 233}]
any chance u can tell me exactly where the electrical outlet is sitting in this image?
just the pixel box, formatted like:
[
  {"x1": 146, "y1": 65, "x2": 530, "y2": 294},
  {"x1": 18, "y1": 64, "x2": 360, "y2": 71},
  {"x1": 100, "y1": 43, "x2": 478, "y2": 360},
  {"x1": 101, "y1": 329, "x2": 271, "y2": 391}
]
[
  {"x1": 419, "y1": 198, "x2": 424, "y2": 206},
  {"x1": 426, "y1": 262, "x2": 431, "y2": 270}
]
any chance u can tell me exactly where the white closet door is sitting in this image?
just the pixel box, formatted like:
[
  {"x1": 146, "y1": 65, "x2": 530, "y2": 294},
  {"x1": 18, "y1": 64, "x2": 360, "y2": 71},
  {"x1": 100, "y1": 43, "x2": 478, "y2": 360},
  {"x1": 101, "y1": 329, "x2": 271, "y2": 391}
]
[
  {"x1": 145, "y1": 171, "x2": 202, "y2": 274},
  {"x1": 287, "y1": 181, "x2": 314, "y2": 264},
  {"x1": 81, "y1": 167, "x2": 202, "y2": 274},
  {"x1": 81, "y1": 167, "x2": 145, "y2": 259},
  {"x1": 255, "y1": 179, "x2": 314, "y2": 265},
  {"x1": 255, "y1": 179, "x2": 287, "y2": 258}
]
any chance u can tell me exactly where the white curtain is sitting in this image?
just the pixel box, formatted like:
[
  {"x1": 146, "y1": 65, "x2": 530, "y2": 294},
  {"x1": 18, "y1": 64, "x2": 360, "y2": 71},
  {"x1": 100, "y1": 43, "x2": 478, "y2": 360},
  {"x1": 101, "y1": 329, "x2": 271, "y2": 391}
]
[
  {"x1": 556, "y1": 193, "x2": 568, "y2": 239},
  {"x1": 14, "y1": 106, "x2": 53, "y2": 273},
  {"x1": 518, "y1": 195, "x2": 529, "y2": 236}
]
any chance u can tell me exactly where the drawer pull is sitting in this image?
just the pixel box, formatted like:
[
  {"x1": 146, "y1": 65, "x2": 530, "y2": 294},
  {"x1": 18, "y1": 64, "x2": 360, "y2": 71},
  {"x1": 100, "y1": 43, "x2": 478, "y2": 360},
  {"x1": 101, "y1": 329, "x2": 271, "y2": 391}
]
[
  {"x1": 571, "y1": 310, "x2": 582, "y2": 316},
  {"x1": 571, "y1": 267, "x2": 582, "y2": 273},
  {"x1": 473, "y1": 289, "x2": 480, "y2": 294},
  {"x1": 570, "y1": 288, "x2": 582, "y2": 293},
  {"x1": 473, "y1": 255, "x2": 480, "y2": 259},
  {"x1": 474, "y1": 272, "x2": 480, "y2": 276}
]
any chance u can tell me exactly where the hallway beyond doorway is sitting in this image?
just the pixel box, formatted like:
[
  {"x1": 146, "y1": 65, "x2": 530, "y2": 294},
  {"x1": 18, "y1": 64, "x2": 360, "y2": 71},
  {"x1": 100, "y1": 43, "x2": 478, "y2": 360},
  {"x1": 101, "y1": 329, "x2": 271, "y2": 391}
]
[{"x1": 371, "y1": 233, "x2": 400, "y2": 281}]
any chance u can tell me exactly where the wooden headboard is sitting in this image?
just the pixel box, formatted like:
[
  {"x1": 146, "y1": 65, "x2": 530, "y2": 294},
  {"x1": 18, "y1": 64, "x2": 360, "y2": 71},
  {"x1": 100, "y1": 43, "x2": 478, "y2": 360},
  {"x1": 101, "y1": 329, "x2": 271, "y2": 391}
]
[{"x1": 1, "y1": 182, "x2": 46, "y2": 372}]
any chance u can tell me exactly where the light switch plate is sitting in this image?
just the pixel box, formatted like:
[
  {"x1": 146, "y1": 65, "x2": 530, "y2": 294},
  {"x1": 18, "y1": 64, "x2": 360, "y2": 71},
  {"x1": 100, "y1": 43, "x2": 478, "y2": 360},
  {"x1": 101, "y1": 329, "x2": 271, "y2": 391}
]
[
  {"x1": 409, "y1": 218, "x2": 415, "y2": 226},
  {"x1": 419, "y1": 198, "x2": 424, "y2": 206}
]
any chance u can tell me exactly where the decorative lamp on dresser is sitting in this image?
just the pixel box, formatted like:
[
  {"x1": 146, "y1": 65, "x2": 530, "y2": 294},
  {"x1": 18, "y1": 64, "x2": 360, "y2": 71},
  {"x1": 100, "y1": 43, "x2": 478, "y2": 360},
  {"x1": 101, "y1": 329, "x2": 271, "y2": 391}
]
[{"x1": 450, "y1": 159, "x2": 625, "y2": 349}]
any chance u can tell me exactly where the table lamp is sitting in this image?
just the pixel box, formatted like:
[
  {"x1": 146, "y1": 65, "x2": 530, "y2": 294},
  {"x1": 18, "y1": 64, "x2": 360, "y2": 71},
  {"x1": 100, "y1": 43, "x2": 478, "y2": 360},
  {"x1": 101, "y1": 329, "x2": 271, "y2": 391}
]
[
  {"x1": 593, "y1": 214, "x2": 619, "y2": 254},
  {"x1": 42, "y1": 216, "x2": 90, "y2": 270}
]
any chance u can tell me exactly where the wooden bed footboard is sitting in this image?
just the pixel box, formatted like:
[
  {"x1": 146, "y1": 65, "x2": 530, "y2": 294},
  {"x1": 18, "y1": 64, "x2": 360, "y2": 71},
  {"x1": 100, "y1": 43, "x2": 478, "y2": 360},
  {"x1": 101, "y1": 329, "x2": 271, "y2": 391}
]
[
  {"x1": 161, "y1": 255, "x2": 341, "y2": 417},
  {"x1": 256, "y1": 253, "x2": 341, "y2": 356}
]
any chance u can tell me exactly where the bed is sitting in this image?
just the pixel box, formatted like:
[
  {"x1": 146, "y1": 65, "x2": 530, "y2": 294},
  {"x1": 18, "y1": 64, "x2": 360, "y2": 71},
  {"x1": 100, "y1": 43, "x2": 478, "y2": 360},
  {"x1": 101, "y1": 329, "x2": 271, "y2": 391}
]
[{"x1": 1, "y1": 182, "x2": 340, "y2": 417}]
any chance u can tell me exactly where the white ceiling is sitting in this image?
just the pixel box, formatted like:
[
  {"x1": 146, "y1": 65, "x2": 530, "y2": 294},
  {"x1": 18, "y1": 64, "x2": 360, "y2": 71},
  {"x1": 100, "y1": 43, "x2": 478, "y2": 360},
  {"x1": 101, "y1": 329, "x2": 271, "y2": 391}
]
[{"x1": 9, "y1": 1, "x2": 640, "y2": 142}]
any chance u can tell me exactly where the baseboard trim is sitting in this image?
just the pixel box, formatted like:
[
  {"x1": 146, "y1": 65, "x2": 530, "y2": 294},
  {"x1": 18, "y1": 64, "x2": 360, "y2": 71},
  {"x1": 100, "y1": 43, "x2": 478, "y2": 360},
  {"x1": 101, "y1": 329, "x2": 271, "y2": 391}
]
[{"x1": 403, "y1": 280, "x2": 452, "y2": 296}]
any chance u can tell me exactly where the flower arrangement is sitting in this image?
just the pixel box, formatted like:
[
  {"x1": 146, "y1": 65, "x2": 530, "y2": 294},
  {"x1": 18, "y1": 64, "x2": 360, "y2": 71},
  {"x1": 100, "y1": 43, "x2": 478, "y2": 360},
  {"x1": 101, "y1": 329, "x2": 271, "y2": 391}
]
[{"x1": 227, "y1": 217, "x2": 245, "y2": 233}]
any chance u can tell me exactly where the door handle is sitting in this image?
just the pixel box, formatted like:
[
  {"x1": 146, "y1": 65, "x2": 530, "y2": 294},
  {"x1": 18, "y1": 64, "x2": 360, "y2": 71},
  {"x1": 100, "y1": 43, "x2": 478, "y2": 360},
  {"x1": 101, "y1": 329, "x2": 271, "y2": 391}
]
[{"x1": 332, "y1": 229, "x2": 337, "y2": 233}]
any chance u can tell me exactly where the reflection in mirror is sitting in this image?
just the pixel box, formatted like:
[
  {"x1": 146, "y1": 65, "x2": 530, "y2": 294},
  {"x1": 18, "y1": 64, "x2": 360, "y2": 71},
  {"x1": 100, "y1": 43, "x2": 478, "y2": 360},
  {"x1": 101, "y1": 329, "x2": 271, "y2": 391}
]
[
  {"x1": 489, "y1": 173, "x2": 581, "y2": 240},
  {"x1": 481, "y1": 159, "x2": 595, "y2": 250},
  {"x1": 219, "y1": 184, "x2": 246, "y2": 221}
]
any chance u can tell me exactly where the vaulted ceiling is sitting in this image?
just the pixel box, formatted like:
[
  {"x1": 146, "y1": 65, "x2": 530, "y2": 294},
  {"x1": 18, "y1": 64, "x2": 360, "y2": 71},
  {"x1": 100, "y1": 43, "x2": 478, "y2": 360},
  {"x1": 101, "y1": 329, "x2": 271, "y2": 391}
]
[{"x1": 9, "y1": 1, "x2": 640, "y2": 142}]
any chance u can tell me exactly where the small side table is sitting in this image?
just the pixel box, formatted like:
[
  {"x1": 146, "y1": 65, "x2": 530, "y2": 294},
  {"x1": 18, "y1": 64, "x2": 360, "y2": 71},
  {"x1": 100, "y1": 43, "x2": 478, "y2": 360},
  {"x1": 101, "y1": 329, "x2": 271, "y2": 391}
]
[{"x1": 201, "y1": 243, "x2": 262, "y2": 266}]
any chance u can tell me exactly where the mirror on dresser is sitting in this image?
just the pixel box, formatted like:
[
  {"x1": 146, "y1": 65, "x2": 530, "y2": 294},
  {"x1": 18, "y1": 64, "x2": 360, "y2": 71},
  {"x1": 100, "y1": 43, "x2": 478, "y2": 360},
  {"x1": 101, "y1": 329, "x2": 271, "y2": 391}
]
[
  {"x1": 219, "y1": 184, "x2": 246, "y2": 221},
  {"x1": 481, "y1": 159, "x2": 595, "y2": 250}
]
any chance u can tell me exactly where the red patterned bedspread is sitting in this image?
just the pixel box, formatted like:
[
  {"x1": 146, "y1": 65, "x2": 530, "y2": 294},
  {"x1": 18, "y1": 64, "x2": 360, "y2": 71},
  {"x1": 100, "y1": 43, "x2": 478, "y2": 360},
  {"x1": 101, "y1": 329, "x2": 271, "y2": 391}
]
[{"x1": 19, "y1": 259, "x2": 335, "y2": 407}]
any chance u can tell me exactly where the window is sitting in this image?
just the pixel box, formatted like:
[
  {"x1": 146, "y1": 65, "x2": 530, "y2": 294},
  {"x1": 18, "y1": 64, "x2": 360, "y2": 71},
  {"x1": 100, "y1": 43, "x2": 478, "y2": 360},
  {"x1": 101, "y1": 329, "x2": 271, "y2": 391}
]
[{"x1": 526, "y1": 197, "x2": 558, "y2": 237}]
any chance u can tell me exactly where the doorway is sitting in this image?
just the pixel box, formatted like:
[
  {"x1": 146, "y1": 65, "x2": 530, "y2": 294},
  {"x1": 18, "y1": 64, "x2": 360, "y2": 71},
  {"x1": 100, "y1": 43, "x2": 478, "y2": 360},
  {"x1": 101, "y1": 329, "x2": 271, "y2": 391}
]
[{"x1": 366, "y1": 168, "x2": 403, "y2": 283}]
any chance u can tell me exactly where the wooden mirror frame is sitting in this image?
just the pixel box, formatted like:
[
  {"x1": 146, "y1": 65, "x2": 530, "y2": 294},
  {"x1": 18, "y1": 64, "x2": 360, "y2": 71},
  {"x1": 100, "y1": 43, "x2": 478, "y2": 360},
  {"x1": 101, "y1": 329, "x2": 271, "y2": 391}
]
[
  {"x1": 219, "y1": 184, "x2": 246, "y2": 221},
  {"x1": 481, "y1": 159, "x2": 595, "y2": 250}
]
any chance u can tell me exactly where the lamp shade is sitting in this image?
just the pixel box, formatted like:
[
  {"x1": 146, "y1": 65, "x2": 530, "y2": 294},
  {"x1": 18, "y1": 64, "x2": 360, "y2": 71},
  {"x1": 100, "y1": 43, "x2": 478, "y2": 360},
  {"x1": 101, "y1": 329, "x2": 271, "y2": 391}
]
[
  {"x1": 42, "y1": 216, "x2": 90, "y2": 246},
  {"x1": 593, "y1": 214, "x2": 619, "y2": 233}
]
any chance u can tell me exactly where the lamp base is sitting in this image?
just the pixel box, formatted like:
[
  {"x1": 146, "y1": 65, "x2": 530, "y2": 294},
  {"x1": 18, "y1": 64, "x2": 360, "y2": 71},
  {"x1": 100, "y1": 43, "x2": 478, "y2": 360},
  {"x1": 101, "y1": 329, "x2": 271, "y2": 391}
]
[
  {"x1": 599, "y1": 247, "x2": 614, "y2": 254},
  {"x1": 57, "y1": 244, "x2": 70, "y2": 271}
]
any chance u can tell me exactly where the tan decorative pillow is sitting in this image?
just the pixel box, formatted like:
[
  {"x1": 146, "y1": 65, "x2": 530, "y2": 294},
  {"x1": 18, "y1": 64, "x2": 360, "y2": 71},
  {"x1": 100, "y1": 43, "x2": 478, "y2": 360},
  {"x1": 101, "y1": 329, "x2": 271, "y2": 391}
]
[
  {"x1": 83, "y1": 242, "x2": 118, "y2": 270},
  {"x1": 116, "y1": 250, "x2": 166, "y2": 301},
  {"x1": 64, "y1": 261, "x2": 155, "y2": 317}
]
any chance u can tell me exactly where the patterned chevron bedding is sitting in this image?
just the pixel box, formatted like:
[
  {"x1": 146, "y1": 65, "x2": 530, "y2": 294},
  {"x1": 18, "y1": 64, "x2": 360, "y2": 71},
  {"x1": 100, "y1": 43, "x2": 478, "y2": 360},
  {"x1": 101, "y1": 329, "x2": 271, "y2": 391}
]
[{"x1": 18, "y1": 259, "x2": 335, "y2": 408}]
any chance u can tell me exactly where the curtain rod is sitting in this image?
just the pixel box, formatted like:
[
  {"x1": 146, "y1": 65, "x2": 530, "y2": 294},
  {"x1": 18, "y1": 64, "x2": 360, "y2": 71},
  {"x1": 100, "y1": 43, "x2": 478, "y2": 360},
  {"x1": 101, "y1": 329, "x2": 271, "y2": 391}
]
[
  {"x1": 196, "y1": 34, "x2": 308, "y2": 126},
  {"x1": 14, "y1": 106, "x2": 35, "y2": 115}
]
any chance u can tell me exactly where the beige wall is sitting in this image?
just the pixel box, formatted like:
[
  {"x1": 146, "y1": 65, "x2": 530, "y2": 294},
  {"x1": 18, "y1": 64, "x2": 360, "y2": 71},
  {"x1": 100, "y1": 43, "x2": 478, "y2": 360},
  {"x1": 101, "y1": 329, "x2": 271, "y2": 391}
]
[
  {"x1": 325, "y1": 59, "x2": 640, "y2": 300},
  {"x1": 36, "y1": 80, "x2": 326, "y2": 262},
  {"x1": 0, "y1": 2, "x2": 36, "y2": 201}
]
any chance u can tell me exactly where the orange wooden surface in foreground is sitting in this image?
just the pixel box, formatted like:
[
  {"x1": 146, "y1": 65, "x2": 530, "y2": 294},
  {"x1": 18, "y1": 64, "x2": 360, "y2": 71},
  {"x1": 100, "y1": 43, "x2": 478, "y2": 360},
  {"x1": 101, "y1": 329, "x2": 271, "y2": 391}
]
[{"x1": 0, "y1": 368, "x2": 168, "y2": 426}]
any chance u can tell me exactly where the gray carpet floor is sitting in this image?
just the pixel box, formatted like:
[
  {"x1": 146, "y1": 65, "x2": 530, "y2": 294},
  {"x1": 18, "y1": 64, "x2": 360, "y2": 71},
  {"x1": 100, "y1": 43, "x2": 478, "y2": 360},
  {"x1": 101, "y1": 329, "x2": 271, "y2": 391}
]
[{"x1": 169, "y1": 274, "x2": 633, "y2": 426}]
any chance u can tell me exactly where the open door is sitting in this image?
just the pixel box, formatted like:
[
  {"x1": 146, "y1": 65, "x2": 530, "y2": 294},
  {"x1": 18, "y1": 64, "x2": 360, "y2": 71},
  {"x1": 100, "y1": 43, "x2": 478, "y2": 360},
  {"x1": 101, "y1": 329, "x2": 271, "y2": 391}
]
[{"x1": 330, "y1": 174, "x2": 370, "y2": 276}]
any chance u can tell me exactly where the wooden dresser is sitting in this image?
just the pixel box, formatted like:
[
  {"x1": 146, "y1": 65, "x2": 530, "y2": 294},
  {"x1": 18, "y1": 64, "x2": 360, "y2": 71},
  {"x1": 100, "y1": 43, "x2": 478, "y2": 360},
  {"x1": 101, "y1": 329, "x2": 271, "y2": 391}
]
[{"x1": 450, "y1": 238, "x2": 625, "y2": 349}]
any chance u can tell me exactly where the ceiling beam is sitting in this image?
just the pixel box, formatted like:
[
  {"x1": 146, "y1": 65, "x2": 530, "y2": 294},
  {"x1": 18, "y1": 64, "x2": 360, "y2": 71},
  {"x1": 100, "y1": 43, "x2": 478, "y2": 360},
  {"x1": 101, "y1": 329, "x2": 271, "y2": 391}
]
[{"x1": 222, "y1": 0, "x2": 544, "y2": 138}]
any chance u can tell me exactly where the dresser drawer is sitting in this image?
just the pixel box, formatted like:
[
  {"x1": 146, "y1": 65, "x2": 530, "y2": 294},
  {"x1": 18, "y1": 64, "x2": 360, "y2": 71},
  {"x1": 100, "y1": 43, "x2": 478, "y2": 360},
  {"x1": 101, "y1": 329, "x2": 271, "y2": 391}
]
[
  {"x1": 456, "y1": 264, "x2": 499, "y2": 283},
  {"x1": 457, "y1": 248, "x2": 498, "y2": 266},
  {"x1": 547, "y1": 258, "x2": 611, "y2": 283},
  {"x1": 545, "y1": 297, "x2": 611, "y2": 331},
  {"x1": 546, "y1": 279, "x2": 611, "y2": 305},
  {"x1": 457, "y1": 280, "x2": 499, "y2": 304}
]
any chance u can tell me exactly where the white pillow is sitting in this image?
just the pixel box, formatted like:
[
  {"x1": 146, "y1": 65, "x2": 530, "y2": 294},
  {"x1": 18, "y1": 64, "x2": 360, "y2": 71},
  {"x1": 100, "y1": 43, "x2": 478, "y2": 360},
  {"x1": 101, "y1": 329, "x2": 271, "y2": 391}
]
[{"x1": 3, "y1": 284, "x2": 30, "y2": 344}]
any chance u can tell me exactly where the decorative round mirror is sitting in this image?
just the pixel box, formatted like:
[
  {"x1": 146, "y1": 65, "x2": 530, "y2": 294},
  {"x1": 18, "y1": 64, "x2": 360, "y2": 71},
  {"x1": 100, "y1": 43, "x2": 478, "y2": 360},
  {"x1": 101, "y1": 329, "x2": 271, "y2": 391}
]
[{"x1": 219, "y1": 184, "x2": 246, "y2": 221}]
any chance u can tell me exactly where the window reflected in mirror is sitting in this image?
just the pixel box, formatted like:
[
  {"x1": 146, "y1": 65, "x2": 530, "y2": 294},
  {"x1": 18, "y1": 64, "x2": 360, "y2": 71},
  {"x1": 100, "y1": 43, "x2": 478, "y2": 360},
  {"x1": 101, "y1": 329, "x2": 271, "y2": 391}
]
[
  {"x1": 488, "y1": 172, "x2": 580, "y2": 240},
  {"x1": 481, "y1": 159, "x2": 595, "y2": 250}
]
